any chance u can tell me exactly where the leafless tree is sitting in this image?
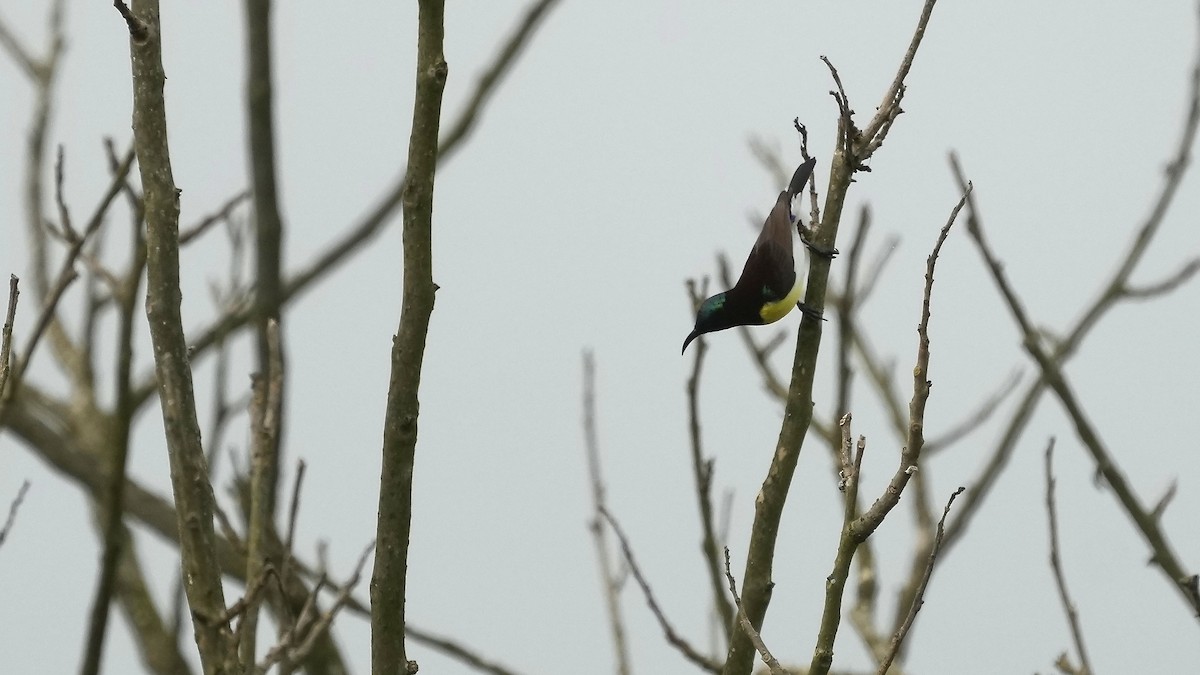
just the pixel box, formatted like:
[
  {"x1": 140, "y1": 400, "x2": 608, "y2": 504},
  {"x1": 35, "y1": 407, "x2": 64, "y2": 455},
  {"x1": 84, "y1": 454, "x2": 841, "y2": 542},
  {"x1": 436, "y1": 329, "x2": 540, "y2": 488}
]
[
  {"x1": 1, "y1": 0, "x2": 562, "y2": 673},
  {"x1": 585, "y1": 2, "x2": 1200, "y2": 674}
]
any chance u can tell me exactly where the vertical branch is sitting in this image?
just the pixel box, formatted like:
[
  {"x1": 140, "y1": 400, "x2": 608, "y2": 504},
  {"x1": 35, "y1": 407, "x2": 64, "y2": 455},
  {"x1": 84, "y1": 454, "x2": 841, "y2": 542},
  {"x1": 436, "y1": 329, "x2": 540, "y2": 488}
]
[
  {"x1": 371, "y1": 0, "x2": 447, "y2": 672},
  {"x1": 719, "y1": 12, "x2": 955, "y2": 656},
  {"x1": 832, "y1": 205, "x2": 872, "y2": 424},
  {"x1": 118, "y1": 0, "x2": 233, "y2": 670},
  {"x1": 79, "y1": 197, "x2": 147, "y2": 675},
  {"x1": 1043, "y1": 440, "x2": 1093, "y2": 675},
  {"x1": 685, "y1": 281, "x2": 737, "y2": 642},
  {"x1": 245, "y1": 0, "x2": 285, "y2": 340},
  {"x1": 241, "y1": 319, "x2": 284, "y2": 669},
  {"x1": 242, "y1": 0, "x2": 288, "y2": 656},
  {"x1": 721, "y1": 153, "x2": 841, "y2": 675},
  {"x1": 810, "y1": 420, "x2": 866, "y2": 675},
  {"x1": 0, "y1": 276, "x2": 18, "y2": 400},
  {"x1": 13, "y1": 0, "x2": 65, "y2": 302},
  {"x1": 581, "y1": 352, "x2": 632, "y2": 675},
  {"x1": 244, "y1": 0, "x2": 287, "y2": 553},
  {"x1": 809, "y1": 187, "x2": 969, "y2": 675}
]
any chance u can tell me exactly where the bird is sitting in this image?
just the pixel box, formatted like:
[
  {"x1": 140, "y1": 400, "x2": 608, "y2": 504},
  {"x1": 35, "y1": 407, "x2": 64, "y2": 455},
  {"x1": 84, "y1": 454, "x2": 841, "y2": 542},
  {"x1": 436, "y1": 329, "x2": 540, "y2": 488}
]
[{"x1": 682, "y1": 157, "x2": 823, "y2": 354}]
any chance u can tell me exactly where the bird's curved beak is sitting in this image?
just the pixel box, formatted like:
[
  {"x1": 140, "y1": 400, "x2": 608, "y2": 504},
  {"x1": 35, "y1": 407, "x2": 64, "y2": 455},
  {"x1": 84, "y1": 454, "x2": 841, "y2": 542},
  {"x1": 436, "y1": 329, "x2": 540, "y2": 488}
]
[{"x1": 681, "y1": 330, "x2": 701, "y2": 355}]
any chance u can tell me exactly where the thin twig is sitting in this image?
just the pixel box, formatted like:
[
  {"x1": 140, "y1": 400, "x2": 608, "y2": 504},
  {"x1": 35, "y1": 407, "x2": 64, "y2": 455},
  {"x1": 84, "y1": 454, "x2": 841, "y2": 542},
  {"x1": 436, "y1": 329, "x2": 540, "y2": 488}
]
[
  {"x1": 280, "y1": 459, "x2": 307, "y2": 609},
  {"x1": 79, "y1": 180, "x2": 146, "y2": 675},
  {"x1": 1, "y1": 260, "x2": 77, "y2": 409},
  {"x1": 924, "y1": 369, "x2": 1022, "y2": 454},
  {"x1": 876, "y1": 487, "x2": 965, "y2": 675},
  {"x1": 581, "y1": 352, "x2": 631, "y2": 675},
  {"x1": 834, "y1": 205, "x2": 873, "y2": 433},
  {"x1": 600, "y1": 507, "x2": 721, "y2": 673},
  {"x1": 0, "y1": 481, "x2": 31, "y2": 549},
  {"x1": 1043, "y1": 439, "x2": 1093, "y2": 675},
  {"x1": 861, "y1": 0, "x2": 938, "y2": 151},
  {"x1": 180, "y1": 190, "x2": 249, "y2": 245},
  {"x1": 723, "y1": 548, "x2": 785, "y2": 675},
  {"x1": 1121, "y1": 257, "x2": 1200, "y2": 298},
  {"x1": 684, "y1": 282, "x2": 737, "y2": 642},
  {"x1": 260, "y1": 541, "x2": 375, "y2": 672}
]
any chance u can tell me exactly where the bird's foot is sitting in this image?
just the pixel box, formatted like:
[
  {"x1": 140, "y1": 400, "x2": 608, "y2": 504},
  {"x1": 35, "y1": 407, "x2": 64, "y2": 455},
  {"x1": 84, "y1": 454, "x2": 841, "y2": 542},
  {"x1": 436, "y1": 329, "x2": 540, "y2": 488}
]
[
  {"x1": 800, "y1": 228, "x2": 839, "y2": 260},
  {"x1": 797, "y1": 302, "x2": 826, "y2": 321}
]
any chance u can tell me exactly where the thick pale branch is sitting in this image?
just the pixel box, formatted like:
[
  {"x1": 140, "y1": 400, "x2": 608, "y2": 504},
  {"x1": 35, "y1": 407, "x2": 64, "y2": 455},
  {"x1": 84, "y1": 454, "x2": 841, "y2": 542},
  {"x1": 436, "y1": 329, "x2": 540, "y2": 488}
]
[{"x1": 120, "y1": 0, "x2": 233, "y2": 669}]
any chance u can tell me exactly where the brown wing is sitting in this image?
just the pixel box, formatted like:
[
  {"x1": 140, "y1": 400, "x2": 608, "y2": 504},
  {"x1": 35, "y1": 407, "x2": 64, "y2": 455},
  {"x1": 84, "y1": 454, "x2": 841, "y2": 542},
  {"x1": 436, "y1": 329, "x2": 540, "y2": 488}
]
[{"x1": 732, "y1": 191, "x2": 796, "y2": 303}]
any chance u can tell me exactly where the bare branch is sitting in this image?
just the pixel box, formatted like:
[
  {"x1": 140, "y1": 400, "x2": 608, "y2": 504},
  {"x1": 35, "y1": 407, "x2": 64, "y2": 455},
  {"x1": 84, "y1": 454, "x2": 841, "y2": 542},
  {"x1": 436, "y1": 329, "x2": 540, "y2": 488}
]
[
  {"x1": 601, "y1": 507, "x2": 721, "y2": 673},
  {"x1": 6, "y1": 387, "x2": 522, "y2": 674},
  {"x1": 279, "y1": 459, "x2": 308, "y2": 618},
  {"x1": 437, "y1": 0, "x2": 563, "y2": 158},
  {"x1": 180, "y1": 190, "x2": 249, "y2": 245},
  {"x1": 0, "y1": 481, "x2": 31, "y2": 549},
  {"x1": 1121, "y1": 257, "x2": 1200, "y2": 299},
  {"x1": 860, "y1": 0, "x2": 938, "y2": 152},
  {"x1": 682, "y1": 286, "x2": 737, "y2": 642},
  {"x1": 811, "y1": 184, "x2": 969, "y2": 675},
  {"x1": 924, "y1": 369, "x2": 1022, "y2": 454},
  {"x1": 1043, "y1": 440, "x2": 1093, "y2": 675},
  {"x1": 942, "y1": 36, "x2": 1198, "y2": 549},
  {"x1": 120, "y1": 0, "x2": 233, "y2": 667},
  {"x1": 852, "y1": 184, "x2": 969, "y2": 539},
  {"x1": 371, "y1": 1, "x2": 448, "y2": 672},
  {"x1": 964, "y1": 174, "x2": 1200, "y2": 620},
  {"x1": 0, "y1": 12, "x2": 42, "y2": 79},
  {"x1": 581, "y1": 352, "x2": 632, "y2": 675},
  {"x1": 876, "y1": 487, "x2": 964, "y2": 675},
  {"x1": 723, "y1": 549, "x2": 785, "y2": 675},
  {"x1": 260, "y1": 541, "x2": 375, "y2": 672},
  {"x1": 242, "y1": 318, "x2": 285, "y2": 667},
  {"x1": 0, "y1": 276, "x2": 19, "y2": 403},
  {"x1": 80, "y1": 177, "x2": 146, "y2": 675}
]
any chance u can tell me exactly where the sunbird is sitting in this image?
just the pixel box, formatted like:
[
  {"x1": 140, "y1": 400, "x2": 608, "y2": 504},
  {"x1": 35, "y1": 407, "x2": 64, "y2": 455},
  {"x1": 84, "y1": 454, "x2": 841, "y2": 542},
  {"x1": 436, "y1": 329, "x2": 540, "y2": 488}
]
[{"x1": 682, "y1": 157, "x2": 825, "y2": 354}]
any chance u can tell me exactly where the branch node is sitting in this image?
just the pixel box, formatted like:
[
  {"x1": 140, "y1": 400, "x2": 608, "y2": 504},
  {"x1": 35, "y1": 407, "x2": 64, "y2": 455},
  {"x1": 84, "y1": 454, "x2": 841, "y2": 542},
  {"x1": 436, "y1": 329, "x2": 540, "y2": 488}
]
[{"x1": 112, "y1": 1, "x2": 149, "y2": 43}]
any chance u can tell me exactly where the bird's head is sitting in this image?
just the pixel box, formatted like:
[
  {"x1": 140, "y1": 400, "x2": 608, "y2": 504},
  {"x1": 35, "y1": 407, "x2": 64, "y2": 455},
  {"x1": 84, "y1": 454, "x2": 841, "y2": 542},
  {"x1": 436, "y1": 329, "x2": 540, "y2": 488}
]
[{"x1": 682, "y1": 292, "x2": 738, "y2": 354}]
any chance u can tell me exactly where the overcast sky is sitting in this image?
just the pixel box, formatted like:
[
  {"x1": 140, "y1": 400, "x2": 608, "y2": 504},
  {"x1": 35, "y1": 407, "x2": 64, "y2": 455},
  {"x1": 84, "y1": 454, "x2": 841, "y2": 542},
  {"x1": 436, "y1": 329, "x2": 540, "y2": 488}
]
[{"x1": 2, "y1": 1, "x2": 1199, "y2": 673}]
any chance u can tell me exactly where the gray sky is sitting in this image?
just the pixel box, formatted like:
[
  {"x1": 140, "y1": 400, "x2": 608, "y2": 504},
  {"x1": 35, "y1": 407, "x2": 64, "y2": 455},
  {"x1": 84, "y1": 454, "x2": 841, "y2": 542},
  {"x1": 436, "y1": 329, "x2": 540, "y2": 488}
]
[{"x1": 2, "y1": 1, "x2": 1199, "y2": 673}]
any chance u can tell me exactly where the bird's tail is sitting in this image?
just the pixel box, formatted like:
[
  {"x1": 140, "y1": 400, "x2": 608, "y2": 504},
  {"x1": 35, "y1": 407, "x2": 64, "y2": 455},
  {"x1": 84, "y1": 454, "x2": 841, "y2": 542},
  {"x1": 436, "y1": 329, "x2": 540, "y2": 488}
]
[{"x1": 787, "y1": 157, "x2": 817, "y2": 198}]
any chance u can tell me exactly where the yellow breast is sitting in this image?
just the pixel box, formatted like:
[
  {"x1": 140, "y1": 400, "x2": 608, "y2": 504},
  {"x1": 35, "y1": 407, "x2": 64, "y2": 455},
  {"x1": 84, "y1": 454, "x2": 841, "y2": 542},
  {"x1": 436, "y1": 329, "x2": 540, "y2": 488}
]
[{"x1": 758, "y1": 278, "x2": 804, "y2": 324}]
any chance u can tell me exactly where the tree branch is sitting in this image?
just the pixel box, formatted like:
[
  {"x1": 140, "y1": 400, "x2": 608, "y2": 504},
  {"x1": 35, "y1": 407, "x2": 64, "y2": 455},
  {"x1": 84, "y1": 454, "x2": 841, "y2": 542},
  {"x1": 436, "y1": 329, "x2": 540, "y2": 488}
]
[
  {"x1": 1043, "y1": 439, "x2": 1093, "y2": 675},
  {"x1": 371, "y1": 1, "x2": 447, "y2": 672},
  {"x1": 120, "y1": 0, "x2": 233, "y2": 669}
]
